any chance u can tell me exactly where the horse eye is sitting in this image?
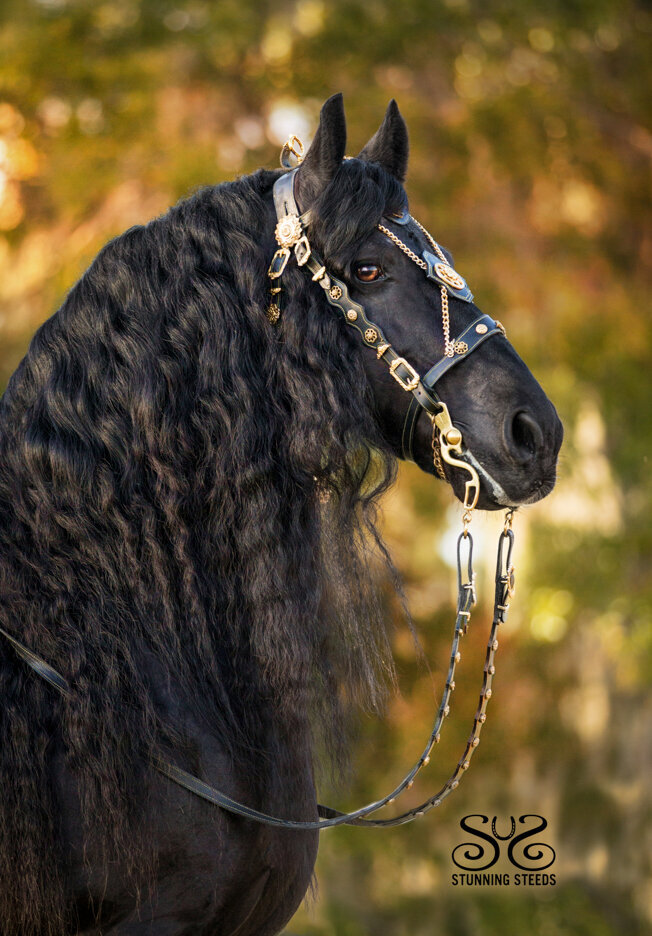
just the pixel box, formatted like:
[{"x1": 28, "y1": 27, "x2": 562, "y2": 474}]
[{"x1": 355, "y1": 263, "x2": 383, "y2": 283}]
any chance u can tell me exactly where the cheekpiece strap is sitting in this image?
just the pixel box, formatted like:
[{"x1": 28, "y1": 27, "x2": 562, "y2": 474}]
[
  {"x1": 271, "y1": 169, "x2": 443, "y2": 419},
  {"x1": 273, "y1": 168, "x2": 303, "y2": 221}
]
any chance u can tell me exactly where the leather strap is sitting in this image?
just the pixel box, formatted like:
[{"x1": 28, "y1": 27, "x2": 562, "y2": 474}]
[
  {"x1": 422, "y1": 250, "x2": 474, "y2": 303},
  {"x1": 273, "y1": 170, "x2": 312, "y2": 228},
  {"x1": 0, "y1": 625, "x2": 70, "y2": 696},
  {"x1": 401, "y1": 314, "x2": 503, "y2": 462},
  {"x1": 0, "y1": 552, "x2": 478, "y2": 830}
]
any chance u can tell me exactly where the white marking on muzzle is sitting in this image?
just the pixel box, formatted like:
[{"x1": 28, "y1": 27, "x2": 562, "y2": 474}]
[{"x1": 463, "y1": 448, "x2": 512, "y2": 506}]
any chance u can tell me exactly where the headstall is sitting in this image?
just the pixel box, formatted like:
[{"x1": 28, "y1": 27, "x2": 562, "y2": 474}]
[
  {"x1": 0, "y1": 137, "x2": 520, "y2": 831},
  {"x1": 267, "y1": 137, "x2": 512, "y2": 521}
]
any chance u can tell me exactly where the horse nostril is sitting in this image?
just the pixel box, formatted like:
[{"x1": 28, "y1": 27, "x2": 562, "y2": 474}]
[{"x1": 506, "y1": 410, "x2": 544, "y2": 463}]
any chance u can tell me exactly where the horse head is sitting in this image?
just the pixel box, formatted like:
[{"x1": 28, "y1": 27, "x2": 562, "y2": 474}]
[{"x1": 282, "y1": 94, "x2": 562, "y2": 510}]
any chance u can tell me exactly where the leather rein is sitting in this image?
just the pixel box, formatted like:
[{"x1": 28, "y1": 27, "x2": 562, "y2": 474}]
[{"x1": 0, "y1": 143, "x2": 519, "y2": 830}]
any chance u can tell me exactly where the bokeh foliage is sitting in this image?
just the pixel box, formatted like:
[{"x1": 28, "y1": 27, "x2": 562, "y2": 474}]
[{"x1": 0, "y1": 1, "x2": 650, "y2": 933}]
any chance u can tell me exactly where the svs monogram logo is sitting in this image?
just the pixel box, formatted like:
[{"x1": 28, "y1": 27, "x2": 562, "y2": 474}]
[{"x1": 451, "y1": 815, "x2": 557, "y2": 887}]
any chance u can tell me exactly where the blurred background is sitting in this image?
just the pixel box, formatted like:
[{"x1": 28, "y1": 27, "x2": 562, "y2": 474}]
[{"x1": 0, "y1": 1, "x2": 650, "y2": 933}]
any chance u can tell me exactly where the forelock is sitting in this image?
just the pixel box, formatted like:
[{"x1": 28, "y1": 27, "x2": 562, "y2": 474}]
[{"x1": 307, "y1": 159, "x2": 407, "y2": 269}]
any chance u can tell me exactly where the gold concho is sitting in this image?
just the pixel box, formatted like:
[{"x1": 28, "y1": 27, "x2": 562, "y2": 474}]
[
  {"x1": 364, "y1": 327, "x2": 378, "y2": 343},
  {"x1": 275, "y1": 214, "x2": 303, "y2": 249},
  {"x1": 329, "y1": 284, "x2": 343, "y2": 300},
  {"x1": 267, "y1": 303, "x2": 280, "y2": 324},
  {"x1": 454, "y1": 341, "x2": 468, "y2": 355},
  {"x1": 475, "y1": 323, "x2": 488, "y2": 335},
  {"x1": 346, "y1": 309, "x2": 358, "y2": 321},
  {"x1": 434, "y1": 262, "x2": 466, "y2": 291}
]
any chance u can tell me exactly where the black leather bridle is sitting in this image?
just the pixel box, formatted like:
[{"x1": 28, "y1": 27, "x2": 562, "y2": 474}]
[{"x1": 269, "y1": 167, "x2": 511, "y2": 510}]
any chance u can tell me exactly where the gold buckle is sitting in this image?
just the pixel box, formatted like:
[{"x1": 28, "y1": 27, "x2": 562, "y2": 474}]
[
  {"x1": 268, "y1": 247, "x2": 290, "y2": 279},
  {"x1": 294, "y1": 235, "x2": 311, "y2": 266},
  {"x1": 389, "y1": 357, "x2": 420, "y2": 392}
]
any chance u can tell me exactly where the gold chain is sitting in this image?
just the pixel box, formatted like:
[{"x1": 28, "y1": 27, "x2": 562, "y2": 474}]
[
  {"x1": 411, "y1": 219, "x2": 454, "y2": 356},
  {"x1": 412, "y1": 217, "x2": 447, "y2": 262},
  {"x1": 409, "y1": 219, "x2": 456, "y2": 357},
  {"x1": 503, "y1": 507, "x2": 516, "y2": 534},
  {"x1": 430, "y1": 418, "x2": 447, "y2": 481},
  {"x1": 440, "y1": 284, "x2": 453, "y2": 357},
  {"x1": 377, "y1": 220, "x2": 454, "y2": 357},
  {"x1": 377, "y1": 223, "x2": 428, "y2": 270}
]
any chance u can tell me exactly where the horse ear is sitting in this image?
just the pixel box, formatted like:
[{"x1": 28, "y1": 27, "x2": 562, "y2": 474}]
[
  {"x1": 295, "y1": 93, "x2": 347, "y2": 209},
  {"x1": 357, "y1": 99, "x2": 409, "y2": 182}
]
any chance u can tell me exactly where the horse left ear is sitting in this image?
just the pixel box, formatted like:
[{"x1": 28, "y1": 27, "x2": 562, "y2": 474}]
[
  {"x1": 295, "y1": 93, "x2": 347, "y2": 210},
  {"x1": 357, "y1": 99, "x2": 409, "y2": 182}
]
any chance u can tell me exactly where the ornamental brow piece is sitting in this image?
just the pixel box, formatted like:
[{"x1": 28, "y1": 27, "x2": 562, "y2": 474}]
[{"x1": 0, "y1": 93, "x2": 562, "y2": 936}]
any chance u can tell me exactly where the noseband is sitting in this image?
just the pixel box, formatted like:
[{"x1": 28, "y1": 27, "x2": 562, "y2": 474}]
[{"x1": 267, "y1": 147, "x2": 512, "y2": 513}]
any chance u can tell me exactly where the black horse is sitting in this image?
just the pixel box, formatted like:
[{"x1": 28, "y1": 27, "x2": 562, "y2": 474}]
[{"x1": 0, "y1": 94, "x2": 562, "y2": 935}]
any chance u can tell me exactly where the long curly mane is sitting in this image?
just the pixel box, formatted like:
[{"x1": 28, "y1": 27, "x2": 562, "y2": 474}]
[{"x1": 0, "y1": 159, "x2": 407, "y2": 932}]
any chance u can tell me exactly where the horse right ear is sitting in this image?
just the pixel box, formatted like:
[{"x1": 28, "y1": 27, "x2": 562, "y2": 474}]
[
  {"x1": 295, "y1": 93, "x2": 347, "y2": 210},
  {"x1": 357, "y1": 99, "x2": 409, "y2": 182}
]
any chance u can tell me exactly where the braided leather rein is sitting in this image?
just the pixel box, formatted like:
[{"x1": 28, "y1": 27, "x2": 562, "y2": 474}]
[{"x1": 0, "y1": 511, "x2": 515, "y2": 830}]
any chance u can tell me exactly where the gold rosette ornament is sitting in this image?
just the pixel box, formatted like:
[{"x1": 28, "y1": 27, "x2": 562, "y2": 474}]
[{"x1": 275, "y1": 214, "x2": 303, "y2": 248}]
